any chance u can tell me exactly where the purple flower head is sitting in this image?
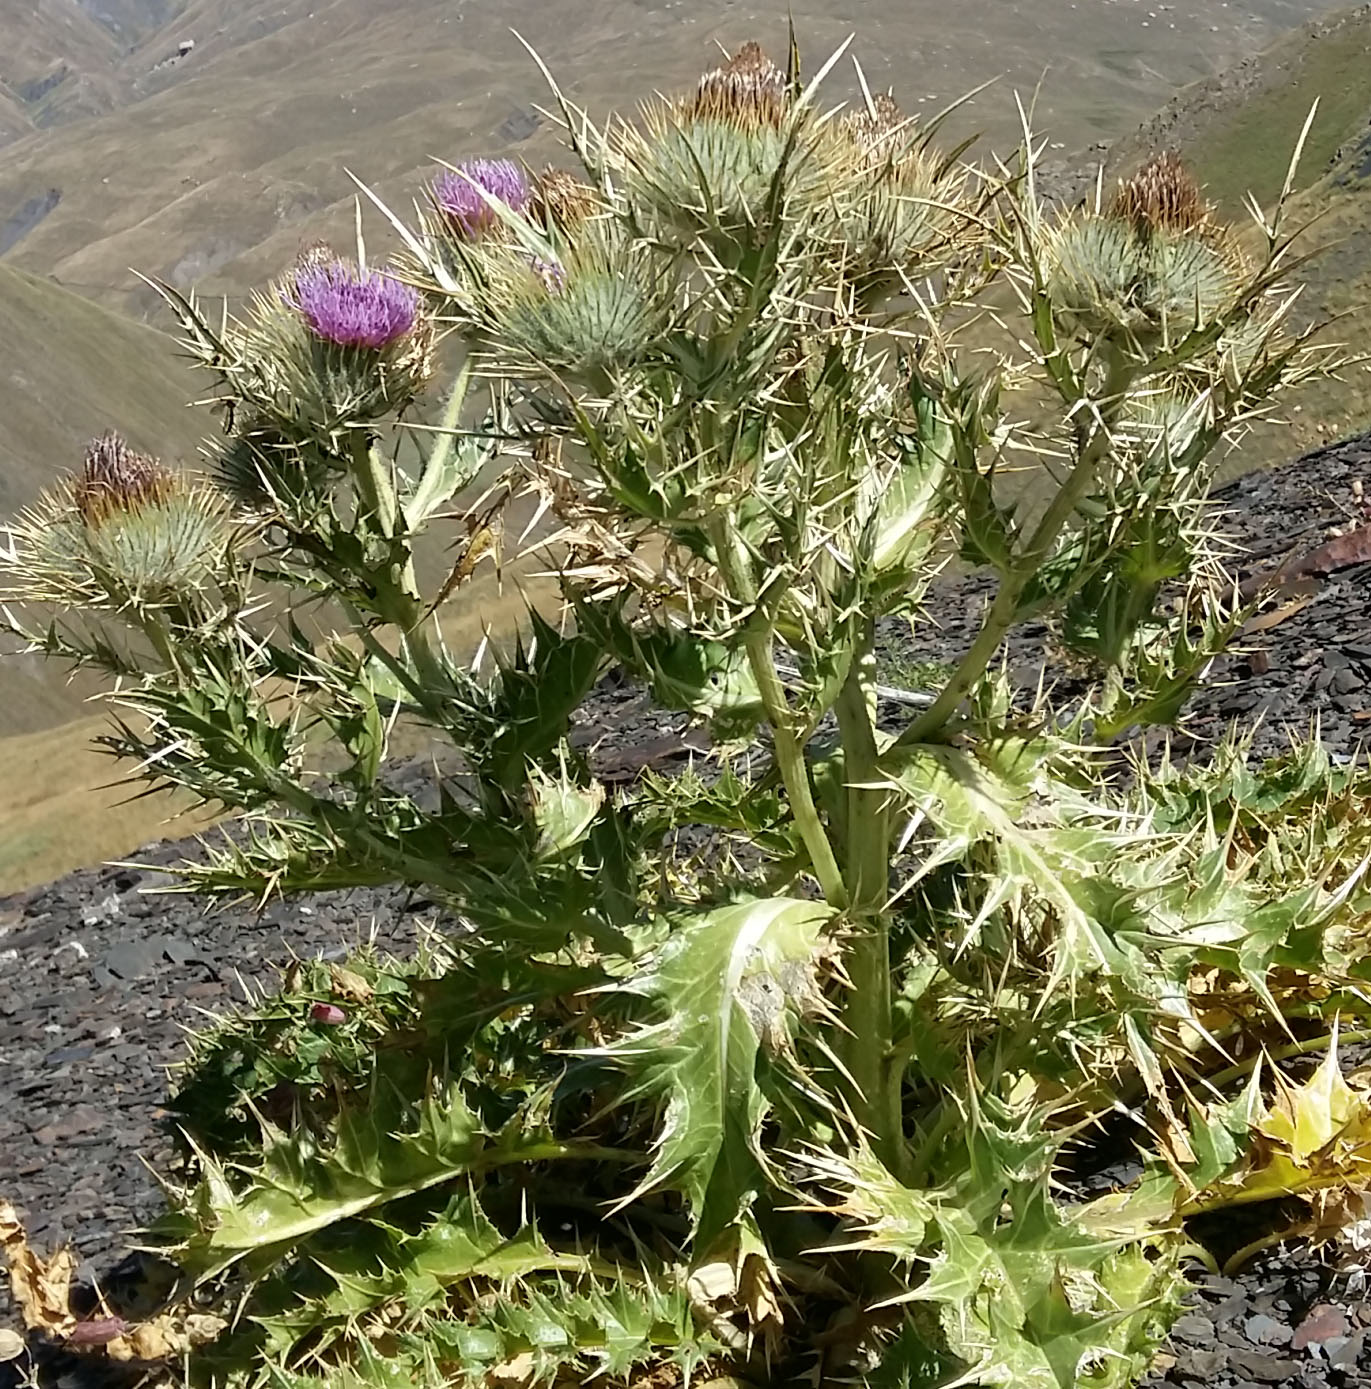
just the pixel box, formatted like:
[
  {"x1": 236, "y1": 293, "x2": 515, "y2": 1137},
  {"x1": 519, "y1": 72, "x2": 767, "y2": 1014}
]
[
  {"x1": 285, "y1": 259, "x2": 420, "y2": 349},
  {"x1": 433, "y1": 159, "x2": 530, "y2": 239}
]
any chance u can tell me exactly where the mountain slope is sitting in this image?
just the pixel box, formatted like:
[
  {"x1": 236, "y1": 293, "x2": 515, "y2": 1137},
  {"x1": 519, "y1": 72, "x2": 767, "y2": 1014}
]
[
  {"x1": 0, "y1": 265, "x2": 206, "y2": 516},
  {"x1": 0, "y1": 265, "x2": 213, "y2": 734},
  {"x1": 0, "y1": 0, "x2": 1354, "y2": 320},
  {"x1": 1108, "y1": 2, "x2": 1371, "y2": 212},
  {"x1": 1096, "y1": 5, "x2": 1371, "y2": 467},
  {"x1": 0, "y1": 0, "x2": 126, "y2": 136}
]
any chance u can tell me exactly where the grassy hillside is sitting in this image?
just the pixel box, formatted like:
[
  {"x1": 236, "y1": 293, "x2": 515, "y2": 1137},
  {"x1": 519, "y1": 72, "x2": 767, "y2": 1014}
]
[
  {"x1": 0, "y1": 0, "x2": 124, "y2": 139},
  {"x1": 1102, "y1": 5, "x2": 1371, "y2": 470},
  {"x1": 0, "y1": 715, "x2": 209, "y2": 895},
  {"x1": 0, "y1": 264, "x2": 214, "y2": 735},
  {"x1": 0, "y1": 264, "x2": 208, "y2": 515},
  {"x1": 0, "y1": 0, "x2": 1356, "y2": 320}
]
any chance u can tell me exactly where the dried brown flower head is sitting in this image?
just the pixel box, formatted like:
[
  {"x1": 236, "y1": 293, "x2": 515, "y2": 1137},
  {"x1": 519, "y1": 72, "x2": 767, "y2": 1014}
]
[
  {"x1": 292, "y1": 239, "x2": 338, "y2": 274},
  {"x1": 684, "y1": 40, "x2": 789, "y2": 128},
  {"x1": 74, "y1": 433, "x2": 174, "y2": 526},
  {"x1": 531, "y1": 167, "x2": 600, "y2": 232},
  {"x1": 1109, "y1": 153, "x2": 1211, "y2": 238},
  {"x1": 845, "y1": 92, "x2": 906, "y2": 153}
]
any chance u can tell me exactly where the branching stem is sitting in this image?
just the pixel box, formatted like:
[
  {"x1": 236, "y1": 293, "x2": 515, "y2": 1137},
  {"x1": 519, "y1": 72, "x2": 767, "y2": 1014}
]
[
  {"x1": 345, "y1": 427, "x2": 448, "y2": 699},
  {"x1": 709, "y1": 515, "x2": 846, "y2": 907},
  {"x1": 899, "y1": 350, "x2": 1135, "y2": 745}
]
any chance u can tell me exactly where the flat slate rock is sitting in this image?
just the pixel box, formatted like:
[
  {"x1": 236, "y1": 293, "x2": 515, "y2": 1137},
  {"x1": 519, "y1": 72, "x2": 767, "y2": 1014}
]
[{"x1": 5, "y1": 434, "x2": 1371, "y2": 1387}]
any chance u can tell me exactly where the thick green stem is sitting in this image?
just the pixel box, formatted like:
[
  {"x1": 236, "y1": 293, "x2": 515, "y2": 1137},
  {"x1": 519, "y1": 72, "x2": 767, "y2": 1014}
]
[
  {"x1": 758, "y1": 655, "x2": 848, "y2": 909},
  {"x1": 835, "y1": 646, "x2": 906, "y2": 1175},
  {"x1": 709, "y1": 516, "x2": 846, "y2": 907},
  {"x1": 899, "y1": 353, "x2": 1135, "y2": 746}
]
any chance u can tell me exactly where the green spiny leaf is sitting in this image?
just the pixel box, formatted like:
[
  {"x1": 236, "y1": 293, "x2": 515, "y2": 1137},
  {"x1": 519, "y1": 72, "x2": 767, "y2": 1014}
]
[
  {"x1": 602, "y1": 896, "x2": 835, "y2": 1246},
  {"x1": 157, "y1": 1070, "x2": 626, "y2": 1284}
]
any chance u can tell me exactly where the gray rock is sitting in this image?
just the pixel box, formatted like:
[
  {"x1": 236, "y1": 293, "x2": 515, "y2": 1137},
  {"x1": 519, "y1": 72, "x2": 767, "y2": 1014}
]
[
  {"x1": 103, "y1": 937, "x2": 166, "y2": 980},
  {"x1": 1327, "y1": 1329, "x2": 1365, "y2": 1370},
  {"x1": 1173, "y1": 1314, "x2": 1217, "y2": 1345},
  {"x1": 1244, "y1": 1313, "x2": 1291, "y2": 1346},
  {"x1": 1227, "y1": 1348, "x2": 1302, "y2": 1382}
]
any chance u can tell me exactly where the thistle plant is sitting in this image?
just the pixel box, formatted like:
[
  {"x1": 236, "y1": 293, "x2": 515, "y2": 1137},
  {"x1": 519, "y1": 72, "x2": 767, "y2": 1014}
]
[{"x1": 6, "y1": 36, "x2": 1371, "y2": 1389}]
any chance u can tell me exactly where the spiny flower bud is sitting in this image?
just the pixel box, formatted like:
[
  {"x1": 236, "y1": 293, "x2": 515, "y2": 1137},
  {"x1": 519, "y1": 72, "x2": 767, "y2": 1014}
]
[
  {"x1": 284, "y1": 258, "x2": 420, "y2": 349},
  {"x1": 1116, "y1": 387, "x2": 1208, "y2": 477},
  {"x1": 482, "y1": 225, "x2": 666, "y2": 382},
  {"x1": 209, "y1": 419, "x2": 335, "y2": 514},
  {"x1": 432, "y1": 159, "x2": 530, "y2": 240},
  {"x1": 622, "y1": 41, "x2": 825, "y2": 249},
  {"x1": 844, "y1": 92, "x2": 905, "y2": 152},
  {"x1": 74, "y1": 432, "x2": 174, "y2": 525},
  {"x1": 3, "y1": 437, "x2": 231, "y2": 609},
  {"x1": 1042, "y1": 154, "x2": 1247, "y2": 344},
  {"x1": 830, "y1": 93, "x2": 960, "y2": 290}
]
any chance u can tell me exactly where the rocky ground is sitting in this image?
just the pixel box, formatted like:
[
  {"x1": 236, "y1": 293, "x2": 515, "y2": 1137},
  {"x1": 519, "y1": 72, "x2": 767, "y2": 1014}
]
[{"x1": 4, "y1": 432, "x2": 1371, "y2": 1388}]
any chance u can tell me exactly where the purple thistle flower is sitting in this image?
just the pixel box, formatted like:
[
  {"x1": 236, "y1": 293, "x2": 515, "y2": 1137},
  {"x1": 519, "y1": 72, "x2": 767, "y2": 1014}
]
[
  {"x1": 433, "y1": 159, "x2": 530, "y2": 239},
  {"x1": 285, "y1": 259, "x2": 419, "y2": 349}
]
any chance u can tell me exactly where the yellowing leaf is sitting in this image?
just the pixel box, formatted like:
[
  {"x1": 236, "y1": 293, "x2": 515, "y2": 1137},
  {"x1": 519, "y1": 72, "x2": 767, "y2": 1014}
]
[
  {"x1": 688, "y1": 1220, "x2": 784, "y2": 1342},
  {"x1": 1184, "y1": 1038, "x2": 1371, "y2": 1221},
  {"x1": 328, "y1": 964, "x2": 373, "y2": 1003},
  {"x1": 106, "y1": 1317, "x2": 185, "y2": 1362},
  {"x1": 1259, "y1": 1046, "x2": 1364, "y2": 1163},
  {"x1": 487, "y1": 1351, "x2": 537, "y2": 1387}
]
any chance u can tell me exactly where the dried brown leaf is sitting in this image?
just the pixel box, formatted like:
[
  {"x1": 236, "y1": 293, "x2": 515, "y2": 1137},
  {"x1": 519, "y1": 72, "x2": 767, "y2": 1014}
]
[
  {"x1": 66, "y1": 1318, "x2": 128, "y2": 1347},
  {"x1": 105, "y1": 1315, "x2": 185, "y2": 1362},
  {"x1": 487, "y1": 1351, "x2": 537, "y2": 1387},
  {"x1": 0, "y1": 1199, "x2": 76, "y2": 1336}
]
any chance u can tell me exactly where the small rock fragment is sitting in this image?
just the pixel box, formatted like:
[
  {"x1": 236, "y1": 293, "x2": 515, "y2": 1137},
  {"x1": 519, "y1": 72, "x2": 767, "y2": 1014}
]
[
  {"x1": 1293, "y1": 1302, "x2": 1348, "y2": 1351},
  {"x1": 1173, "y1": 1313, "x2": 1216, "y2": 1345},
  {"x1": 1245, "y1": 1312, "x2": 1292, "y2": 1346}
]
